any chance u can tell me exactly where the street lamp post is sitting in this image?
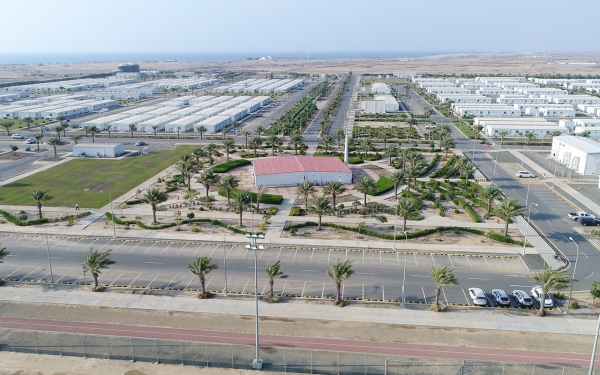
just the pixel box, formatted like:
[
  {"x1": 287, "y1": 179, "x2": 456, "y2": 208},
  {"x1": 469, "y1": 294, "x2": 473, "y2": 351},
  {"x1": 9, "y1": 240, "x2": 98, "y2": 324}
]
[
  {"x1": 45, "y1": 218, "x2": 57, "y2": 287},
  {"x1": 522, "y1": 203, "x2": 537, "y2": 256},
  {"x1": 401, "y1": 231, "x2": 407, "y2": 307},
  {"x1": 566, "y1": 237, "x2": 580, "y2": 315},
  {"x1": 109, "y1": 191, "x2": 116, "y2": 238},
  {"x1": 590, "y1": 313, "x2": 600, "y2": 375},
  {"x1": 393, "y1": 199, "x2": 398, "y2": 250},
  {"x1": 246, "y1": 232, "x2": 265, "y2": 370},
  {"x1": 223, "y1": 225, "x2": 230, "y2": 296}
]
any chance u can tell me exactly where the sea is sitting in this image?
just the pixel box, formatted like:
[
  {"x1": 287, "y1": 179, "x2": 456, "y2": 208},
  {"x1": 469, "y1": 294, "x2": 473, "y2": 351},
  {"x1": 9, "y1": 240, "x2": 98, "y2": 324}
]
[{"x1": 0, "y1": 51, "x2": 447, "y2": 65}]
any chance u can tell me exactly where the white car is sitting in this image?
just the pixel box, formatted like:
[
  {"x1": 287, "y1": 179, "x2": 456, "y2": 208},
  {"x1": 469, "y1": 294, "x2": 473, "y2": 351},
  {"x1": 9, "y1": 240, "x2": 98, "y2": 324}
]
[
  {"x1": 25, "y1": 138, "x2": 36, "y2": 144},
  {"x1": 516, "y1": 171, "x2": 535, "y2": 178},
  {"x1": 11, "y1": 134, "x2": 24, "y2": 139},
  {"x1": 531, "y1": 287, "x2": 554, "y2": 308},
  {"x1": 468, "y1": 288, "x2": 488, "y2": 306}
]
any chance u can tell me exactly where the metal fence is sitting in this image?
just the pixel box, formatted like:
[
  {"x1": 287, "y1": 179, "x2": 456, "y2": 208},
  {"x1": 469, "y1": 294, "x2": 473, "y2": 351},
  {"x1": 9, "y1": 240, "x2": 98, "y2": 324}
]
[{"x1": 0, "y1": 329, "x2": 592, "y2": 374}]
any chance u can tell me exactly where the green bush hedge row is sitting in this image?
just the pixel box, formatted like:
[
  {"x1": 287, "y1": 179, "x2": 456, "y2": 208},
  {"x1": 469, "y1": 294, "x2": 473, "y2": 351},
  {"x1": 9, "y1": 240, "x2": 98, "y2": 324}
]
[
  {"x1": 210, "y1": 159, "x2": 251, "y2": 173},
  {"x1": 283, "y1": 222, "x2": 526, "y2": 245},
  {"x1": 217, "y1": 189, "x2": 283, "y2": 205},
  {"x1": 418, "y1": 153, "x2": 440, "y2": 177},
  {"x1": 0, "y1": 210, "x2": 91, "y2": 226},
  {"x1": 370, "y1": 176, "x2": 394, "y2": 196},
  {"x1": 105, "y1": 212, "x2": 250, "y2": 234},
  {"x1": 429, "y1": 155, "x2": 457, "y2": 178},
  {"x1": 125, "y1": 199, "x2": 144, "y2": 205}
]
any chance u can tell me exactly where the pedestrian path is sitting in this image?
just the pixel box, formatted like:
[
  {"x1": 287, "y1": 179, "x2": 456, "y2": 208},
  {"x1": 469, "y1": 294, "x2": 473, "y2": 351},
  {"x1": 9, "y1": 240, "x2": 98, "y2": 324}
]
[{"x1": 0, "y1": 286, "x2": 595, "y2": 337}]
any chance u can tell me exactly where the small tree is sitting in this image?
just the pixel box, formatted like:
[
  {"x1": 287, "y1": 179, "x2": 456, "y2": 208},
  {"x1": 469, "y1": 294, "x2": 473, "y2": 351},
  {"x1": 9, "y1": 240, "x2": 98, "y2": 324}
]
[
  {"x1": 265, "y1": 260, "x2": 283, "y2": 298},
  {"x1": 218, "y1": 175, "x2": 239, "y2": 205},
  {"x1": 53, "y1": 125, "x2": 63, "y2": 140},
  {"x1": 355, "y1": 176, "x2": 376, "y2": 206},
  {"x1": 323, "y1": 181, "x2": 346, "y2": 212},
  {"x1": 249, "y1": 136, "x2": 263, "y2": 157},
  {"x1": 242, "y1": 131, "x2": 251, "y2": 148},
  {"x1": 30, "y1": 190, "x2": 51, "y2": 219},
  {"x1": 591, "y1": 281, "x2": 600, "y2": 306},
  {"x1": 46, "y1": 137, "x2": 61, "y2": 159},
  {"x1": 205, "y1": 143, "x2": 217, "y2": 165},
  {"x1": 327, "y1": 260, "x2": 354, "y2": 305},
  {"x1": 230, "y1": 189, "x2": 250, "y2": 226},
  {"x1": 307, "y1": 195, "x2": 332, "y2": 230},
  {"x1": 196, "y1": 169, "x2": 220, "y2": 198},
  {"x1": 395, "y1": 197, "x2": 421, "y2": 231},
  {"x1": 188, "y1": 257, "x2": 218, "y2": 298},
  {"x1": 321, "y1": 135, "x2": 334, "y2": 154},
  {"x1": 142, "y1": 188, "x2": 167, "y2": 224},
  {"x1": 88, "y1": 125, "x2": 100, "y2": 143},
  {"x1": 480, "y1": 185, "x2": 501, "y2": 215},
  {"x1": 439, "y1": 136, "x2": 455, "y2": 158},
  {"x1": 129, "y1": 124, "x2": 136, "y2": 138},
  {"x1": 70, "y1": 134, "x2": 82, "y2": 145},
  {"x1": 428, "y1": 266, "x2": 458, "y2": 311},
  {"x1": 33, "y1": 134, "x2": 44, "y2": 151},
  {"x1": 255, "y1": 125, "x2": 265, "y2": 139},
  {"x1": 82, "y1": 248, "x2": 116, "y2": 291},
  {"x1": 289, "y1": 132, "x2": 304, "y2": 155},
  {"x1": 2, "y1": 121, "x2": 14, "y2": 136},
  {"x1": 267, "y1": 134, "x2": 282, "y2": 155},
  {"x1": 389, "y1": 171, "x2": 406, "y2": 200},
  {"x1": 221, "y1": 138, "x2": 235, "y2": 161},
  {"x1": 151, "y1": 125, "x2": 159, "y2": 138},
  {"x1": 296, "y1": 180, "x2": 316, "y2": 211},
  {"x1": 23, "y1": 117, "x2": 33, "y2": 131},
  {"x1": 255, "y1": 185, "x2": 268, "y2": 212},
  {"x1": 196, "y1": 125, "x2": 207, "y2": 140},
  {"x1": 527, "y1": 268, "x2": 570, "y2": 317},
  {"x1": 495, "y1": 198, "x2": 523, "y2": 236}
]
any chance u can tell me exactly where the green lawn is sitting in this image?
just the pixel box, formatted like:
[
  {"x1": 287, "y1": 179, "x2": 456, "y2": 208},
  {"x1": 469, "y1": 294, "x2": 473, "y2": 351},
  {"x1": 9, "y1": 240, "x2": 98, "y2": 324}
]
[
  {"x1": 0, "y1": 118, "x2": 48, "y2": 132},
  {"x1": 0, "y1": 145, "x2": 195, "y2": 208}
]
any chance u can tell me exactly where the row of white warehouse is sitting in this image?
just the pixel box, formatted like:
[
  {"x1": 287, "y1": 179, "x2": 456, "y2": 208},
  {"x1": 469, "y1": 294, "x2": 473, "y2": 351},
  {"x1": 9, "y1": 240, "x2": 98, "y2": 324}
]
[
  {"x1": 212, "y1": 79, "x2": 304, "y2": 94},
  {"x1": 1, "y1": 94, "x2": 117, "y2": 119},
  {"x1": 81, "y1": 95, "x2": 270, "y2": 134}
]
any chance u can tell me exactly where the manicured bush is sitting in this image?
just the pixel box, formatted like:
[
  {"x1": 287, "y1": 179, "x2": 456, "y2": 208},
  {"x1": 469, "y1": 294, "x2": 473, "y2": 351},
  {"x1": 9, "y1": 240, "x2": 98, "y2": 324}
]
[
  {"x1": 210, "y1": 159, "x2": 251, "y2": 173},
  {"x1": 217, "y1": 189, "x2": 283, "y2": 205},
  {"x1": 418, "y1": 153, "x2": 440, "y2": 177},
  {"x1": 289, "y1": 206, "x2": 304, "y2": 216},
  {"x1": 105, "y1": 212, "x2": 252, "y2": 234},
  {"x1": 125, "y1": 199, "x2": 144, "y2": 205},
  {"x1": 0, "y1": 210, "x2": 91, "y2": 226},
  {"x1": 368, "y1": 176, "x2": 394, "y2": 196}
]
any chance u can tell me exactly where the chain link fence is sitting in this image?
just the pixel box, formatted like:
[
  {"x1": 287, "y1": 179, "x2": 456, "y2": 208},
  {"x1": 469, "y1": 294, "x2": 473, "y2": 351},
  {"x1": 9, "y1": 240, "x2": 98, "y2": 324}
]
[{"x1": 0, "y1": 329, "x2": 591, "y2": 374}]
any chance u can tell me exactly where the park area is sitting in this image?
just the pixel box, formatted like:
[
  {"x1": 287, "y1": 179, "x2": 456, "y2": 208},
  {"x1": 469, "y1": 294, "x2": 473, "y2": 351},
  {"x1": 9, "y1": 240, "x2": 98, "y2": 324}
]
[{"x1": 0, "y1": 145, "x2": 194, "y2": 208}]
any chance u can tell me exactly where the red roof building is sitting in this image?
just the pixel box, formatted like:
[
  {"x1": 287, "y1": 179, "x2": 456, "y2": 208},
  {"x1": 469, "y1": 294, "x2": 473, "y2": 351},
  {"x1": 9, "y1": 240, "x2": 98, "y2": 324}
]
[{"x1": 251, "y1": 156, "x2": 352, "y2": 187}]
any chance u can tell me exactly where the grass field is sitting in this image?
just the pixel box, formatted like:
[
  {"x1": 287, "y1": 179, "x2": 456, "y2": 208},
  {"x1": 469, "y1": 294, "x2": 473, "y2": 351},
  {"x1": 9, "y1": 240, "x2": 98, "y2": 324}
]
[
  {"x1": 0, "y1": 145, "x2": 195, "y2": 208},
  {"x1": 0, "y1": 118, "x2": 49, "y2": 132}
]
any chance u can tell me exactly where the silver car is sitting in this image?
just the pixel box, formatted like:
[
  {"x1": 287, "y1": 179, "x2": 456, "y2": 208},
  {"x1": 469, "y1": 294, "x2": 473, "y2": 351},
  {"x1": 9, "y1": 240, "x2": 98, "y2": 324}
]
[
  {"x1": 513, "y1": 290, "x2": 534, "y2": 307},
  {"x1": 531, "y1": 287, "x2": 554, "y2": 308},
  {"x1": 468, "y1": 288, "x2": 488, "y2": 306},
  {"x1": 492, "y1": 289, "x2": 511, "y2": 306}
]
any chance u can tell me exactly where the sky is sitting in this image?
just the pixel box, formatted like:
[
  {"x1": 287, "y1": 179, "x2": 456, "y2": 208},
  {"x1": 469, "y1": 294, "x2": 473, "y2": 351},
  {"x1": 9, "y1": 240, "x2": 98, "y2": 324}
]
[{"x1": 2, "y1": 0, "x2": 599, "y2": 55}]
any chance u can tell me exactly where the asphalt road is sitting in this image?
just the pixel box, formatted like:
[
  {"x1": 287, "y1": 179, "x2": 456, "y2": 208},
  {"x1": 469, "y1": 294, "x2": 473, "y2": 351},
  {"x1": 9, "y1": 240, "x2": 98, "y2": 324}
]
[
  {"x1": 0, "y1": 318, "x2": 596, "y2": 367},
  {"x1": 0, "y1": 233, "x2": 562, "y2": 310},
  {"x1": 325, "y1": 75, "x2": 358, "y2": 135},
  {"x1": 407, "y1": 89, "x2": 600, "y2": 287}
]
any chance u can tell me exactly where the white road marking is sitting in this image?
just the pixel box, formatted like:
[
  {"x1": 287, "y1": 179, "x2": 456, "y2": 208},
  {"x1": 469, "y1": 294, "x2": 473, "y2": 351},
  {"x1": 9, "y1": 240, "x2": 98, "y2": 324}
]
[
  {"x1": 176, "y1": 244, "x2": 187, "y2": 255},
  {"x1": 411, "y1": 275, "x2": 429, "y2": 278},
  {"x1": 483, "y1": 257, "x2": 491, "y2": 269},
  {"x1": 469, "y1": 277, "x2": 489, "y2": 280},
  {"x1": 143, "y1": 242, "x2": 157, "y2": 254},
  {"x1": 430, "y1": 253, "x2": 436, "y2": 266},
  {"x1": 50, "y1": 238, "x2": 68, "y2": 250},
  {"x1": 111, "y1": 241, "x2": 127, "y2": 253},
  {"x1": 321, "y1": 282, "x2": 325, "y2": 299},
  {"x1": 145, "y1": 274, "x2": 160, "y2": 288},
  {"x1": 413, "y1": 252, "x2": 418, "y2": 266},
  {"x1": 581, "y1": 251, "x2": 589, "y2": 259},
  {"x1": 310, "y1": 249, "x2": 314, "y2": 261},
  {"x1": 160, "y1": 243, "x2": 172, "y2": 255},
  {"x1": 145, "y1": 262, "x2": 163, "y2": 265},
  {"x1": 210, "y1": 245, "x2": 220, "y2": 257},
  {"x1": 546, "y1": 220, "x2": 552, "y2": 225},
  {"x1": 293, "y1": 248, "x2": 298, "y2": 261},
  {"x1": 127, "y1": 273, "x2": 142, "y2": 287},
  {"x1": 276, "y1": 247, "x2": 282, "y2": 260},
  {"x1": 205, "y1": 276, "x2": 214, "y2": 289},
  {"x1": 462, "y1": 289, "x2": 471, "y2": 306},
  {"x1": 356, "y1": 272, "x2": 374, "y2": 275},
  {"x1": 510, "y1": 284, "x2": 537, "y2": 288},
  {"x1": 421, "y1": 286, "x2": 427, "y2": 304},
  {"x1": 183, "y1": 276, "x2": 195, "y2": 290},
  {"x1": 128, "y1": 242, "x2": 142, "y2": 254},
  {"x1": 261, "y1": 280, "x2": 269, "y2": 295},
  {"x1": 442, "y1": 287, "x2": 449, "y2": 305},
  {"x1": 20, "y1": 267, "x2": 40, "y2": 281},
  {"x1": 241, "y1": 278, "x2": 251, "y2": 294},
  {"x1": 192, "y1": 244, "x2": 203, "y2": 257},
  {"x1": 96, "y1": 240, "x2": 112, "y2": 251},
  {"x1": 109, "y1": 272, "x2": 125, "y2": 286},
  {"x1": 5, "y1": 266, "x2": 24, "y2": 277},
  {"x1": 301, "y1": 281, "x2": 307, "y2": 297},
  {"x1": 465, "y1": 255, "x2": 473, "y2": 269},
  {"x1": 585, "y1": 272, "x2": 594, "y2": 280},
  {"x1": 55, "y1": 269, "x2": 74, "y2": 282},
  {"x1": 280, "y1": 279, "x2": 287, "y2": 297},
  {"x1": 164, "y1": 275, "x2": 178, "y2": 289},
  {"x1": 447, "y1": 254, "x2": 454, "y2": 268}
]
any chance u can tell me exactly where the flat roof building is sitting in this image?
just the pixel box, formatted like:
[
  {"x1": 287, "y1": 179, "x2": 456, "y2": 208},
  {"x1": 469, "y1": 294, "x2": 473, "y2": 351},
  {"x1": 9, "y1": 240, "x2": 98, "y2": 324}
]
[
  {"x1": 251, "y1": 156, "x2": 352, "y2": 187},
  {"x1": 551, "y1": 136, "x2": 600, "y2": 175},
  {"x1": 73, "y1": 143, "x2": 125, "y2": 158}
]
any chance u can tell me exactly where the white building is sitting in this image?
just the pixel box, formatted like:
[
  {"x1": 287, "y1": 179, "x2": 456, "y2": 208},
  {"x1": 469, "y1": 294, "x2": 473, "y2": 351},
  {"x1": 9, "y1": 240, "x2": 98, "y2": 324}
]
[
  {"x1": 484, "y1": 125, "x2": 568, "y2": 138},
  {"x1": 426, "y1": 88, "x2": 470, "y2": 95},
  {"x1": 551, "y1": 136, "x2": 600, "y2": 175},
  {"x1": 219, "y1": 107, "x2": 249, "y2": 122},
  {"x1": 73, "y1": 143, "x2": 125, "y2": 158},
  {"x1": 200, "y1": 115, "x2": 232, "y2": 133},
  {"x1": 551, "y1": 95, "x2": 600, "y2": 107},
  {"x1": 453, "y1": 104, "x2": 520, "y2": 117},
  {"x1": 371, "y1": 83, "x2": 391, "y2": 93},
  {"x1": 164, "y1": 115, "x2": 206, "y2": 133},
  {"x1": 251, "y1": 156, "x2": 352, "y2": 187},
  {"x1": 82, "y1": 113, "x2": 133, "y2": 130},
  {"x1": 136, "y1": 115, "x2": 179, "y2": 132},
  {"x1": 538, "y1": 106, "x2": 576, "y2": 117},
  {"x1": 373, "y1": 95, "x2": 399, "y2": 112},
  {"x1": 438, "y1": 94, "x2": 491, "y2": 104},
  {"x1": 360, "y1": 100, "x2": 386, "y2": 114}
]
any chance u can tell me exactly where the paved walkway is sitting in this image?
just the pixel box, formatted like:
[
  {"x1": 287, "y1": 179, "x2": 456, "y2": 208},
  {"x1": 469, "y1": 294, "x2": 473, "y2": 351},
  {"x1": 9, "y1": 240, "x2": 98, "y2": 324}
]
[{"x1": 0, "y1": 317, "x2": 596, "y2": 367}]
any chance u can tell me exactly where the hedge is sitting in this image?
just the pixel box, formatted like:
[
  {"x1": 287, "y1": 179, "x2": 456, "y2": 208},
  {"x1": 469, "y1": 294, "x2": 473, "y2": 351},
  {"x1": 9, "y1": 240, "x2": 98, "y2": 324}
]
[
  {"x1": 429, "y1": 155, "x2": 456, "y2": 178},
  {"x1": 105, "y1": 212, "x2": 255, "y2": 234},
  {"x1": 282, "y1": 222, "x2": 527, "y2": 246},
  {"x1": 210, "y1": 159, "x2": 251, "y2": 173},
  {"x1": 0, "y1": 210, "x2": 91, "y2": 226},
  {"x1": 418, "y1": 153, "x2": 440, "y2": 177},
  {"x1": 125, "y1": 199, "x2": 144, "y2": 205},
  {"x1": 217, "y1": 189, "x2": 283, "y2": 205},
  {"x1": 369, "y1": 176, "x2": 394, "y2": 196},
  {"x1": 337, "y1": 155, "x2": 364, "y2": 164}
]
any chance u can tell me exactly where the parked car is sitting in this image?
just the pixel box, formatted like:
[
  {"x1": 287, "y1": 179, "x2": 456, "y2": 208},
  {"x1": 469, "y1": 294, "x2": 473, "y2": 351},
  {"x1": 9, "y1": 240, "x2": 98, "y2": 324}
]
[
  {"x1": 42, "y1": 127, "x2": 51, "y2": 131},
  {"x1": 491, "y1": 289, "x2": 511, "y2": 306},
  {"x1": 468, "y1": 288, "x2": 488, "y2": 306},
  {"x1": 135, "y1": 141, "x2": 146, "y2": 146},
  {"x1": 569, "y1": 211, "x2": 596, "y2": 221},
  {"x1": 70, "y1": 124, "x2": 80, "y2": 128},
  {"x1": 11, "y1": 134, "x2": 24, "y2": 139},
  {"x1": 512, "y1": 290, "x2": 534, "y2": 307},
  {"x1": 578, "y1": 217, "x2": 600, "y2": 226},
  {"x1": 25, "y1": 138, "x2": 36, "y2": 144},
  {"x1": 516, "y1": 171, "x2": 535, "y2": 178},
  {"x1": 531, "y1": 287, "x2": 554, "y2": 308}
]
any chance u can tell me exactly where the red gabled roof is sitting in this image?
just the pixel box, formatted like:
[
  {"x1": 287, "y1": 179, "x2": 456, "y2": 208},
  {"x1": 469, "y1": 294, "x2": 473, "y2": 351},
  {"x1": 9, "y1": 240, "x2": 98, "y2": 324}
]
[{"x1": 252, "y1": 156, "x2": 351, "y2": 176}]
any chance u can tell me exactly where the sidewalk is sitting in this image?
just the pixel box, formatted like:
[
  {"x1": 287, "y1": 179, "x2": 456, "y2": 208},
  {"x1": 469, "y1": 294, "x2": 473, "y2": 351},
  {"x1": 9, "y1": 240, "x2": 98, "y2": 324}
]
[{"x1": 0, "y1": 286, "x2": 595, "y2": 337}]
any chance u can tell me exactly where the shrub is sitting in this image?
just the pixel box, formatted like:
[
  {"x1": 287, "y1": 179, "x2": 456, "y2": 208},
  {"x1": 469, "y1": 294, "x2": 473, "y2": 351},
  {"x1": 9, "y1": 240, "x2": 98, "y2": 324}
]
[
  {"x1": 0, "y1": 210, "x2": 91, "y2": 226},
  {"x1": 336, "y1": 155, "x2": 363, "y2": 164},
  {"x1": 289, "y1": 227, "x2": 298, "y2": 236},
  {"x1": 210, "y1": 159, "x2": 251, "y2": 173},
  {"x1": 218, "y1": 189, "x2": 283, "y2": 205},
  {"x1": 18, "y1": 214, "x2": 28, "y2": 221},
  {"x1": 453, "y1": 209, "x2": 459, "y2": 214},
  {"x1": 338, "y1": 204, "x2": 344, "y2": 209},
  {"x1": 553, "y1": 292, "x2": 565, "y2": 300},
  {"x1": 125, "y1": 199, "x2": 144, "y2": 205},
  {"x1": 289, "y1": 206, "x2": 304, "y2": 216},
  {"x1": 191, "y1": 226, "x2": 200, "y2": 233},
  {"x1": 369, "y1": 176, "x2": 394, "y2": 196},
  {"x1": 570, "y1": 301, "x2": 580, "y2": 310},
  {"x1": 266, "y1": 206, "x2": 278, "y2": 215}
]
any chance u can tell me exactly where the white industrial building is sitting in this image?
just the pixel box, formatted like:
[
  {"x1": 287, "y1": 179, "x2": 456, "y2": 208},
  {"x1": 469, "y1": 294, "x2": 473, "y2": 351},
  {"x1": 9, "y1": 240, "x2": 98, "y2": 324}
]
[
  {"x1": 476, "y1": 89, "x2": 520, "y2": 96},
  {"x1": 484, "y1": 124, "x2": 568, "y2": 137},
  {"x1": 136, "y1": 115, "x2": 179, "y2": 132},
  {"x1": 200, "y1": 115, "x2": 232, "y2": 133},
  {"x1": 189, "y1": 96, "x2": 215, "y2": 105},
  {"x1": 373, "y1": 95, "x2": 399, "y2": 112},
  {"x1": 111, "y1": 114, "x2": 157, "y2": 132},
  {"x1": 497, "y1": 97, "x2": 549, "y2": 105},
  {"x1": 371, "y1": 83, "x2": 391, "y2": 93},
  {"x1": 146, "y1": 106, "x2": 179, "y2": 116},
  {"x1": 251, "y1": 156, "x2": 352, "y2": 187},
  {"x1": 360, "y1": 100, "x2": 386, "y2": 114},
  {"x1": 164, "y1": 115, "x2": 205, "y2": 133},
  {"x1": 219, "y1": 107, "x2": 249, "y2": 122},
  {"x1": 82, "y1": 113, "x2": 133, "y2": 130},
  {"x1": 520, "y1": 88, "x2": 569, "y2": 97},
  {"x1": 538, "y1": 106, "x2": 576, "y2": 117},
  {"x1": 551, "y1": 136, "x2": 600, "y2": 175},
  {"x1": 453, "y1": 104, "x2": 520, "y2": 117},
  {"x1": 551, "y1": 95, "x2": 600, "y2": 107},
  {"x1": 473, "y1": 117, "x2": 551, "y2": 126},
  {"x1": 438, "y1": 94, "x2": 491, "y2": 104},
  {"x1": 426, "y1": 88, "x2": 470, "y2": 95},
  {"x1": 73, "y1": 143, "x2": 125, "y2": 158}
]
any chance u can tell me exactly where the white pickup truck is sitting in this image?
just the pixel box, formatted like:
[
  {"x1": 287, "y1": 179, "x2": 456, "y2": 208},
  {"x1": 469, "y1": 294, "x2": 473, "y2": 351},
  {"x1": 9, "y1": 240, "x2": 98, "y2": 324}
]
[{"x1": 568, "y1": 212, "x2": 596, "y2": 220}]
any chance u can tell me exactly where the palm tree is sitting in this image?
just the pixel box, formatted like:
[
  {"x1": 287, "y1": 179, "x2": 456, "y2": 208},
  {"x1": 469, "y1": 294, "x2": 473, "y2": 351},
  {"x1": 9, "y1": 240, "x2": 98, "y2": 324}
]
[
  {"x1": 142, "y1": 188, "x2": 168, "y2": 224},
  {"x1": 359, "y1": 138, "x2": 373, "y2": 158},
  {"x1": 289, "y1": 132, "x2": 304, "y2": 155},
  {"x1": 384, "y1": 144, "x2": 398, "y2": 165},
  {"x1": 70, "y1": 134, "x2": 82, "y2": 145},
  {"x1": 88, "y1": 125, "x2": 100, "y2": 143},
  {"x1": 53, "y1": 125, "x2": 63, "y2": 140},
  {"x1": 334, "y1": 128, "x2": 345, "y2": 150},
  {"x1": 265, "y1": 260, "x2": 283, "y2": 297},
  {"x1": 480, "y1": 185, "x2": 501, "y2": 215},
  {"x1": 379, "y1": 128, "x2": 393, "y2": 148},
  {"x1": 196, "y1": 125, "x2": 207, "y2": 140},
  {"x1": 230, "y1": 189, "x2": 250, "y2": 226},
  {"x1": 499, "y1": 130, "x2": 509, "y2": 146},
  {"x1": 151, "y1": 125, "x2": 159, "y2": 138},
  {"x1": 129, "y1": 124, "x2": 136, "y2": 138},
  {"x1": 192, "y1": 146, "x2": 206, "y2": 167},
  {"x1": 395, "y1": 197, "x2": 421, "y2": 231},
  {"x1": 308, "y1": 195, "x2": 332, "y2": 230},
  {"x1": 205, "y1": 143, "x2": 217, "y2": 165},
  {"x1": 196, "y1": 169, "x2": 220, "y2": 198},
  {"x1": 428, "y1": 266, "x2": 458, "y2": 310},
  {"x1": 242, "y1": 131, "x2": 251, "y2": 148},
  {"x1": 527, "y1": 268, "x2": 570, "y2": 317},
  {"x1": 256, "y1": 125, "x2": 265, "y2": 139},
  {"x1": 255, "y1": 185, "x2": 268, "y2": 212},
  {"x1": 495, "y1": 197, "x2": 523, "y2": 236},
  {"x1": 218, "y1": 175, "x2": 239, "y2": 204},
  {"x1": 296, "y1": 180, "x2": 316, "y2": 210},
  {"x1": 389, "y1": 170, "x2": 406, "y2": 199},
  {"x1": 406, "y1": 150, "x2": 425, "y2": 166},
  {"x1": 321, "y1": 135, "x2": 334, "y2": 154},
  {"x1": 188, "y1": 257, "x2": 218, "y2": 298},
  {"x1": 407, "y1": 118, "x2": 418, "y2": 139},
  {"x1": 457, "y1": 156, "x2": 475, "y2": 187},
  {"x1": 176, "y1": 126, "x2": 182, "y2": 139},
  {"x1": 177, "y1": 160, "x2": 196, "y2": 191},
  {"x1": 525, "y1": 131, "x2": 536, "y2": 145},
  {"x1": 267, "y1": 134, "x2": 282, "y2": 155},
  {"x1": 327, "y1": 260, "x2": 354, "y2": 305},
  {"x1": 23, "y1": 116, "x2": 33, "y2": 131},
  {"x1": 439, "y1": 136, "x2": 455, "y2": 158},
  {"x1": 1, "y1": 121, "x2": 13, "y2": 136},
  {"x1": 46, "y1": 137, "x2": 61, "y2": 159},
  {"x1": 355, "y1": 176, "x2": 376, "y2": 206},
  {"x1": 323, "y1": 181, "x2": 346, "y2": 211},
  {"x1": 579, "y1": 131, "x2": 591, "y2": 138},
  {"x1": 402, "y1": 163, "x2": 422, "y2": 192},
  {"x1": 249, "y1": 136, "x2": 263, "y2": 157},
  {"x1": 33, "y1": 134, "x2": 44, "y2": 151},
  {"x1": 0, "y1": 245, "x2": 10, "y2": 281},
  {"x1": 221, "y1": 138, "x2": 235, "y2": 161},
  {"x1": 82, "y1": 248, "x2": 116, "y2": 291}
]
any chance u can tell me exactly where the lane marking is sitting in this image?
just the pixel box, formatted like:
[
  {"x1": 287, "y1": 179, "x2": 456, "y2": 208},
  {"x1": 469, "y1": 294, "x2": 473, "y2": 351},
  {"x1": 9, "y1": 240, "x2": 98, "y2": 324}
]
[
  {"x1": 164, "y1": 274, "x2": 178, "y2": 290},
  {"x1": 301, "y1": 281, "x2": 306, "y2": 297},
  {"x1": 128, "y1": 242, "x2": 142, "y2": 254},
  {"x1": 585, "y1": 272, "x2": 594, "y2": 280},
  {"x1": 20, "y1": 267, "x2": 40, "y2": 281},
  {"x1": 145, "y1": 262, "x2": 163, "y2": 265},
  {"x1": 109, "y1": 272, "x2": 125, "y2": 286},
  {"x1": 469, "y1": 278, "x2": 489, "y2": 281},
  {"x1": 176, "y1": 244, "x2": 187, "y2": 255},
  {"x1": 276, "y1": 247, "x2": 282, "y2": 260},
  {"x1": 145, "y1": 274, "x2": 160, "y2": 289},
  {"x1": 447, "y1": 254, "x2": 454, "y2": 268},
  {"x1": 465, "y1": 255, "x2": 473, "y2": 269},
  {"x1": 127, "y1": 273, "x2": 142, "y2": 287},
  {"x1": 55, "y1": 269, "x2": 74, "y2": 283},
  {"x1": 192, "y1": 244, "x2": 203, "y2": 257},
  {"x1": 411, "y1": 275, "x2": 429, "y2": 278},
  {"x1": 421, "y1": 286, "x2": 427, "y2": 304},
  {"x1": 143, "y1": 242, "x2": 157, "y2": 254},
  {"x1": 160, "y1": 243, "x2": 172, "y2": 255},
  {"x1": 5, "y1": 266, "x2": 24, "y2": 278},
  {"x1": 241, "y1": 278, "x2": 251, "y2": 294}
]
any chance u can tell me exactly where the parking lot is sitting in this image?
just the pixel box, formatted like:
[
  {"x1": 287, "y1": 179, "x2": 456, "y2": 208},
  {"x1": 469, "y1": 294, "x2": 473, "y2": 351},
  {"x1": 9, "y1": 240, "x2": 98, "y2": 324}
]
[{"x1": 0, "y1": 234, "x2": 553, "y2": 310}]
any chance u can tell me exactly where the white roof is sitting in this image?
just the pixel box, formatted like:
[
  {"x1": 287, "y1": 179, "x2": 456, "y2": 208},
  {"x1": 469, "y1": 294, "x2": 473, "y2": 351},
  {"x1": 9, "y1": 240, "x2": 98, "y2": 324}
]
[
  {"x1": 74, "y1": 143, "x2": 123, "y2": 148},
  {"x1": 555, "y1": 135, "x2": 600, "y2": 154}
]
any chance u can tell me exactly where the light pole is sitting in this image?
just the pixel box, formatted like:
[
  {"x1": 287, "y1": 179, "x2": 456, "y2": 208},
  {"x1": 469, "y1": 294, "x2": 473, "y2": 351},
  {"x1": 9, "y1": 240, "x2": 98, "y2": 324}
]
[
  {"x1": 522, "y1": 203, "x2": 537, "y2": 256},
  {"x1": 45, "y1": 218, "x2": 57, "y2": 287},
  {"x1": 566, "y1": 237, "x2": 580, "y2": 315},
  {"x1": 246, "y1": 232, "x2": 265, "y2": 370},
  {"x1": 401, "y1": 231, "x2": 407, "y2": 307},
  {"x1": 393, "y1": 199, "x2": 398, "y2": 250},
  {"x1": 590, "y1": 313, "x2": 600, "y2": 375},
  {"x1": 223, "y1": 225, "x2": 230, "y2": 296}
]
